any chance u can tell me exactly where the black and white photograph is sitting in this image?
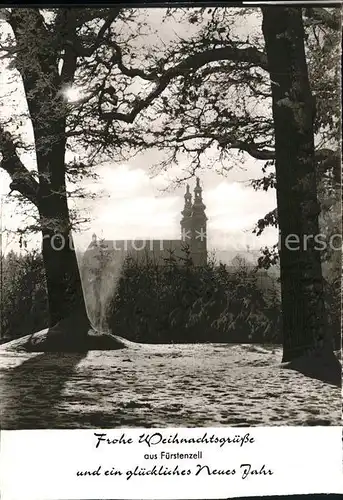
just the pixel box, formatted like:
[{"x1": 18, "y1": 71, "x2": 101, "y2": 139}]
[{"x1": 0, "y1": 3, "x2": 341, "y2": 431}]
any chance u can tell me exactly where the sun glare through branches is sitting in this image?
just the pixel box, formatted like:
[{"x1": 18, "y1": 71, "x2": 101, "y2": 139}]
[{"x1": 62, "y1": 86, "x2": 82, "y2": 103}]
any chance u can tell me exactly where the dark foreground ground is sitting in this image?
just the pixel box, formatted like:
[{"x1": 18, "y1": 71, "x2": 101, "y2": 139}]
[{"x1": 0, "y1": 342, "x2": 340, "y2": 428}]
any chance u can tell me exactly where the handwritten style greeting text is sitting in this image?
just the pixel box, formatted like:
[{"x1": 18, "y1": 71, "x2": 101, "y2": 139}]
[{"x1": 93, "y1": 431, "x2": 255, "y2": 449}]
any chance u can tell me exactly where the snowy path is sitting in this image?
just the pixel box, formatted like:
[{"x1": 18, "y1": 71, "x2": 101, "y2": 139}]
[{"x1": 0, "y1": 344, "x2": 340, "y2": 428}]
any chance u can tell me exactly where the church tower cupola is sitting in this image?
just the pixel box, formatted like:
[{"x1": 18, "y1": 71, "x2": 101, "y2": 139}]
[
  {"x1": 91, "y1": 233, "x2": 98, "y2": 247},
  {"x1": 190, "y1": 177, "x2": 207, "y2": 266},
  {"x1": 181, "y1": 183, "x2": 193, "y2": 243},
  {"x1": 192, "y1": 177, "x2": 207, "y2": 215}
]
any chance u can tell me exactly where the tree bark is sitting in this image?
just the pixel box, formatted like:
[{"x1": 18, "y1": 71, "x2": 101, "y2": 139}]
[
  {"x1": 34, "y1": 109, "x2": 90, "y2": 343},
  {"x1": 34, "y1": 101, "x2": 86, "y2": 329},
  {"x1": 39, "y1": 211, "x2": 86, "y2": 326},
  {"x1": 261, "y1": 7, "x2": 340, "y2": 384}
]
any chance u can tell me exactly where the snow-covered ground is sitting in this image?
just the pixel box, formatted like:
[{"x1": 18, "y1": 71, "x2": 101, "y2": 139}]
[{"x1": 0, "y1": 343, "x2": 340, "y2": 429}]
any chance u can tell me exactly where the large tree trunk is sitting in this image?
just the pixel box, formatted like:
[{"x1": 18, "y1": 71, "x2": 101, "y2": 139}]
[
  {"x1": 39, "y1": 207, "x2": 87, "y2": 327},
  {"x1": 35, "y1": 110, "x2": 85, "y2": 328},
  {"x1": 35, "y1": 131, "x2": 91, "y2": 348},
  {"x1": 262, "y1": 7, "x2": 340, "y2": 384},
  {"x1": 35, "y1": 114, "x2": 90, "y2": 345}
]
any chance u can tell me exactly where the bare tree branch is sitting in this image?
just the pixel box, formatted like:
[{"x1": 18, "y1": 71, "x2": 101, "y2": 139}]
[
  {"x1": 0, "y1": 126, "x2": 39, "y2": 206},
  {"x1": 214, "y1": 136, "x2": 274, "y2": 160},
  {"x1": 107, "y1": 39, "x2": 158, "y2": 81},
  {"x1": 99, "y1": 44, "x2": 269, "y2": 123},
  {"x1": 63, "y1": 8, "x2": 121, "y2": 58}
]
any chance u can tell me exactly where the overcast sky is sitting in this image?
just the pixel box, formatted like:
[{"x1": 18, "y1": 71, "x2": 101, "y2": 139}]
[{"x1": 0, "y1": 7, "x2": 277, "y2": 261}]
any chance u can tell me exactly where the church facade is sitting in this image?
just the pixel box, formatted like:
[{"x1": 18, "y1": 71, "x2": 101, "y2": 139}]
[{"x1": 83, "y1": 177, "x2": 208, "y2": 270}]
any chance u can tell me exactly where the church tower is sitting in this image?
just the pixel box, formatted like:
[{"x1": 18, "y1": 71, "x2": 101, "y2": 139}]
[
  {"x1": 180, "y1": 184, "x2": 193, "y2": 246},
  {"x1": 191, "y1": 177, "x2": 207, "y2": 266},
  {"x1": 90, "y1": 233, "x2": 98, "y2": 247}
]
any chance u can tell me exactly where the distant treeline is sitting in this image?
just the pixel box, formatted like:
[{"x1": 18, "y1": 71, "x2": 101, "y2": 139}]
[
  {"x1": 0, "y1": 249, "x2": 340, "y2": 349},
  {"x1": 105, "y1": 250, "x2": 282, "y2": 344}
]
